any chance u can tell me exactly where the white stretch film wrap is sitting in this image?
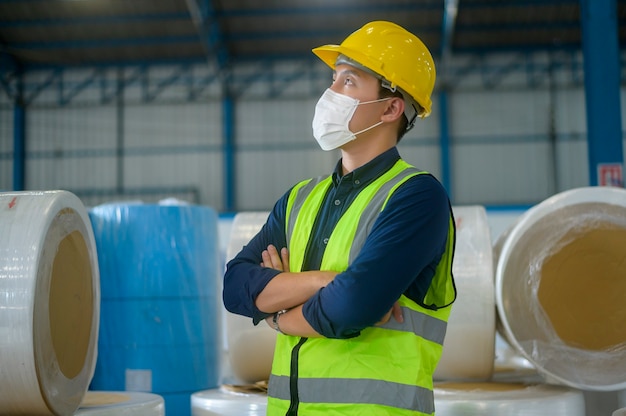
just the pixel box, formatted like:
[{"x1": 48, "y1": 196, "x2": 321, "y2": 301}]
[
  {"x1": 75, "y1": 391, "x2": 165, "y2": 415},
  {"x1": 191, "y1": 387, "x2": 267, "y2": 416},
  {"x1": 225, "y1": 207, "x2": 495, "y2": 383},
  {"x1": 495, "y1": 186, "x2": 626, "y2": 391},
  {"x1": 435, "y1": 206, "x2": 495, "y2": 380},
  {"x1": 614, "y1": 408, "x2": 626, "y2": 416},
  {"x1": 224, "y1": 212, "x2": 275, "y2": 384},
  {"x1": 434, "y1": 383, "x2": 585, "y2": 416},
  {"x1": 0, "y1": 190, "x2": 100, "y2": 415}
]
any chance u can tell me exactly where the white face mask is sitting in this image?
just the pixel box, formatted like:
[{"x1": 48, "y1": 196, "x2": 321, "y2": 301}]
[{"x1": 312, "y1": 89, "x2": 390, "y2": 151}]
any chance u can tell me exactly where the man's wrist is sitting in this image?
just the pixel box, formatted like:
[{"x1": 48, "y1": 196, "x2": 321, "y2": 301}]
[{"x1": 272, "y1": 309, "x2": 288, "y2": 334}]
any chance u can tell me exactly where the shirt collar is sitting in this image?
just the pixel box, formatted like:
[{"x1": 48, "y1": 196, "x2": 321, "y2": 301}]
[{"x1": 332, "y1": 147, "x2": 401, "y2": 187}]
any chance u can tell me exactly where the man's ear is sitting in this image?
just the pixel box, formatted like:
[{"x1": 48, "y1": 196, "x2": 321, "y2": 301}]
[{"x1": 381, "y1": 97, "x2": 405, "y2": 123}]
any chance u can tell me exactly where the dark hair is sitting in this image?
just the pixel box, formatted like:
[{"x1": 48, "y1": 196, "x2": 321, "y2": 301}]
[{"x1": 378, "y1": 84, "x2": 409, "y2": 143}]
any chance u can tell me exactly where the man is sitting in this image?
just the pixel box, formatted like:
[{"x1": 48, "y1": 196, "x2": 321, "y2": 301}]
[{"x1": 223, "y1": 21, "x2": 456, "y2": 416}]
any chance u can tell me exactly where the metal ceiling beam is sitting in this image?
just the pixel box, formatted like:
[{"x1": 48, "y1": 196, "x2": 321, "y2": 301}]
[
  {"x1": 185, "y1": 0, "x2": 229, "y2": 68},
  {"x1": 440, "y1": 0, "x2": 459, "y2": 82},
  {"x1": 185, "y1": 0, "x2": 235, "y2": 211},
  {"x1": 0, "y1": 12, "x2": 189, "y2": 28},
  {"x1": 438, "y1": 0, "x2": 459, "y2": 196},
  {"x1": 454, "y1": 21, "x2": 582, "y2": 32},
  {"x1": 219, "y1": 2, "x2": 441, "y2": 17},
  {"x1": 140, "y1": 64, "x2": 191, "y2": 102},
  {"x1": 0, "y1": 51, "x2": 19, "y2": 99},
  {"x1": 10, "y1": 49, "x2": 626, "y2": 106},
  {"x1": 226, "y1": 26, "x2": 442, "y2": 42},
  {"x1": 461, "y1": 0, "x2": 578, "y2": 7},
  {"x1": 9, "y1": 35, "x2": 200, "y2": 50}
]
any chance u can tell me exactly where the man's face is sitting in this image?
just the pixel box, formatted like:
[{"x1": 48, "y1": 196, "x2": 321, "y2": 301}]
[{"x1": 330, "y1": 64, "x2": 388, "y2": 137}]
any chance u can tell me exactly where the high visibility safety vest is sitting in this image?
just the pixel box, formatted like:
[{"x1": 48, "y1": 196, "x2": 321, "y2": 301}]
[{"x1": 267, "y1": 159, "x2": 456, "y2": 416}]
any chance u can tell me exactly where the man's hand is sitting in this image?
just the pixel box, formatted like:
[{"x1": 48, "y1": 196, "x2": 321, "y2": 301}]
[
  {"x1": 255, "y1": 244, "x2": 337, "y2": 318},
  {"x1": 261, "y1": 244, "x2": 290, "y2": 272},
  {"x1": 375, "y1": 301, "x2": 404, "y2": 326}
]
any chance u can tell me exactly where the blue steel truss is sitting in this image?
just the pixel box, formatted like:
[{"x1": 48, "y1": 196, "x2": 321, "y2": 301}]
[{"x1": 1, "y1": 49, "x2": 619, "y2": 106}]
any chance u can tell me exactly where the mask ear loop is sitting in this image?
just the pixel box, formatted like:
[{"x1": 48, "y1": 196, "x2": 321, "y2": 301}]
[
  {"x1": 358, "y1": 96, "x2": 392, "y2": 105},
  {"x1": 351, "y1": 96, "x2": 392, "y2": 136},
  {"x1": 352, "y1": 120, "x2": 384, "y2": 137}
]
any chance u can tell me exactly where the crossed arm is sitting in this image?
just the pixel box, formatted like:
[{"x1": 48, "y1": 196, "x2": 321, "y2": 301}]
[
  {"x1": 256, "y1": 244, "x2": 334, "y2": 337},
  {"x1": 257, "y1": 244, "x2": 402, "y2": 338}
]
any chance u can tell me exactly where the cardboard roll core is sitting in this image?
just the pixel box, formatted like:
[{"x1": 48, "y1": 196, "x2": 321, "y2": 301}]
[{"x1": 495, "y1": 187, "x2": 626, "y2": 391}]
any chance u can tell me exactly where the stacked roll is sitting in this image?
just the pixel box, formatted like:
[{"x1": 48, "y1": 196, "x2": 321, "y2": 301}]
[
  {"x1": 89, "y1": 201, "x2": 222, "y2": 416},
  {"x1": 75, "y1": 391, "x2": 165, "y2": 415},
  {"x1": 434, "y1": 382, "x2": 585, "y2": 415},
  {"x1": 435, "y1": 206, "x2": 495, "y2": 381},
  {"x1": 494, "y1": 186, "x2": 626, "y2": 391},
  {"x1": 223, "y1": 208, "x2": 497, "y2": 384},
  {"x1": 224, "y1": 212, "x2": 275, "y2": 385},
  {"x1": 0, "y1": 191, "x2": 100, "y2": 415},
  {"x1": 191, "y1": 386, "x2": 267, "y2": 416},
  {"x1": 617, "y1": 389, "x2": 626, "y2": 416}
]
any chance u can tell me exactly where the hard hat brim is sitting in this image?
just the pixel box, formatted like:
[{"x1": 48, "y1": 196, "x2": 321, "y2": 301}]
[{"x1": 312, "y1": 44, "x2": 382, "y2": 74}]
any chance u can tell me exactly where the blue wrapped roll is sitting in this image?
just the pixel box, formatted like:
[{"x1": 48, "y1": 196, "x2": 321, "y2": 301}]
[{"x1": 88, "y1": 202, "x2": 221, "y2": 416}]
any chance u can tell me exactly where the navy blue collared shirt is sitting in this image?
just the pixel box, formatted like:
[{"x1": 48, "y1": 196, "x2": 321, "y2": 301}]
[{"x1": 223, "y1": 147, "x2": 452, "y2": 339}]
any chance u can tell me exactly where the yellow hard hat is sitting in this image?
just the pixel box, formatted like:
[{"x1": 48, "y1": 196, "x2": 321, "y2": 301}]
[{"x1": 312, "y1": 21, "x2": 436, "y2": 118}]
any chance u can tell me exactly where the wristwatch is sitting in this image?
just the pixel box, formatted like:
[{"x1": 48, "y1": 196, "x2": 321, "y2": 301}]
[{"x1": 272, "y1": 309, "x2": 288, "y2": 334}]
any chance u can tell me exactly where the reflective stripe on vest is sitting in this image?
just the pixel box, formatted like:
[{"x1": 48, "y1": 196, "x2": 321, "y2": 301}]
[
  {"x1": 268, "y1": 159, "x2": 456, "y2": 416},
  {"x1": 269, "y1": 374, "x2": 435, "y2": 414}
]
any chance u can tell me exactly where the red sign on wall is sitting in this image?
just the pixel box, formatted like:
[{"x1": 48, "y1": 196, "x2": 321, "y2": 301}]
[{"x1": 597, "y1": 163, "x2": 624, "y2": 187}]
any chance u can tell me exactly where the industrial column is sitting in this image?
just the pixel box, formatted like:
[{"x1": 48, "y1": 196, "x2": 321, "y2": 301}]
[{"x1": 580, "y1": 0, "x2": 623, "y2": 186}]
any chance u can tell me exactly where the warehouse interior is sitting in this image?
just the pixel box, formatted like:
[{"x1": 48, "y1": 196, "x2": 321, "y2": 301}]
[{"x1": 1, "y1": 0, "x2": 626, "y2": 415}]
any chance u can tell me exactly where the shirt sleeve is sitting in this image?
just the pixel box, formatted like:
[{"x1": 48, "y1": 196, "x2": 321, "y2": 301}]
[
  {"x1": 302, "y1": 174, "x2": 452, "y2": 338},
  {"x1": 222, "y1": 190, "x2": 290, "y2": 325}
]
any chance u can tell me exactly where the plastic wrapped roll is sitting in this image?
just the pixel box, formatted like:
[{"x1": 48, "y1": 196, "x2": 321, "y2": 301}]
[
  {"x1": 224, "y1": 212, "x2": 276, "y2": 384},
  {"x1": 75, "y1": 391, "x2": 164, "y2": 415},
  {"x1": 0, "y1": 190, "x2": 100, "y2": 415},
  {"x1": 89, "y1": 202, "x2": 221, "y2": 416},
  {"x1": 191, "y1": 386, "x2": 267, "y2": 416},
  {"x1": 434, "y1": 382, "x2": 585, "y2": 415},
  {"x1": 435, "y1": 206, "x2": 495, "y2": 381},
  {"x1": 495, "y1": 186, "x2": 626, "y2": 391},
  {"x1": 614, "y1": 408, "x2": 626, "y2": 416},
  {"x1": 226, "y1": 208, "x2": 496, "y2": 383}
]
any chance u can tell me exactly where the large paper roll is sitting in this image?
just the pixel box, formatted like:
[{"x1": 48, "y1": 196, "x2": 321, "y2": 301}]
[
  {"x1": 435, "y1": 206, "x2": 495, "y2": 380},
  {"x1": 0, "y1": 190, "x2": 100, "y2": 415},
  {"x1": 434, "y1": 382, "x2": 585, "y2": 415},
  {"x1": 191, "y1": 386, "x2": 267, "y2": 416},
  {"x1": 89, "y1": 202, "x2": 221, "y2": 416},
  {"x1": 495, "y1": 187, "x2": 626, "y2": 391},
  {"x1": 224, "y1": 212, "x2": 276, "y2": 384},
  {"x1": 75, "y1": 391, "x2": 165, "y2": 415}
]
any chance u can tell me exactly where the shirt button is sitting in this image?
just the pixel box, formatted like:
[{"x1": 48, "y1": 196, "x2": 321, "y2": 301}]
[
  {"x1": 354, "y1": 179, "x2": 360, "y2": 185},
  {"x1": 334, "y1": 199, "x2": 341, "y2": 206},
  {"x1": 323, "y1": 238, "x2": 329, "y2": 245}
]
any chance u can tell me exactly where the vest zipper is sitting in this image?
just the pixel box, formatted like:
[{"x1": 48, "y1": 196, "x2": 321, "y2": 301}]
[{"x1": 285, "y1": 337, "x2": 308, "y2": 416}]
